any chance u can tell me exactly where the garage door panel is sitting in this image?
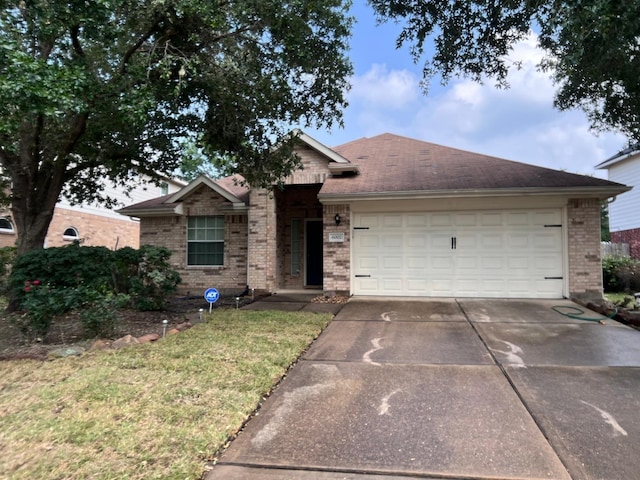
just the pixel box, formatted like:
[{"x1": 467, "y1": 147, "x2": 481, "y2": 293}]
[
  {"x1": 431, "y1": 213, "x2": 453, "y2": 227},
  {"x1": 407, "y1": 278, "x2": 428, "y2": 292},
  {"x1": 356, "y1": 256, "x2": 379, "y2": 270},
  {"x1": 356, "y1": 277, "x2": 379, "y2": 294},
  {"x1": 383, "y1": 235, "x2": 403, "y2": 248},
  {"x1": 507, "y1": 212, "x2": 530, "y2": 226},
  {"x1": 357, "y1": 215, "x2": 380, "y2": 228},
  {"x1": 430, "y1": 233, "x2": 452, "y2": 249},
  {"x1": 481, "y1": 256, "x2": 506, "y2": 270},
  {"x1": 432, "y1": 256, "x2": 454, "y2": 269},
  {"x1": 533, "y1": 232, "x2": 562, "y2": 248},
  {"x1": 457, "y1": 256, "x2": 479, "y2": 270},
  {"x1": 382, "y1": 278, "x2": 403, "y2": 292},
  {"x1": 407, "y1": 234, "x2": 427, "y2": 248},
  {"x1": 481, "y1": 213, "x2": 503, "y2": 226},
  {"x1": 382, "y1": 256, "x2": 403, "y2": 269},
  {"x1": 353, "y1": 209, "x2": 564, "y2": 298},
  {"x1": 534, "y1": 211, "x2": 562, "y2": 225},
  {"x1": 357, "y1": 235, "x2": 379, "y2": 248},
  {"x1": 407, "y1": 256, "x2": 427, "y2": 269},
  {"x1": 382, "y1": 215, "x2": 403, "y2": 228},
  {"x1": 480, "y1": 233, "x2": 503, "y2": 249},
  {"x1": 406, "y1": 214, "x2": 428, "y2": 227}
]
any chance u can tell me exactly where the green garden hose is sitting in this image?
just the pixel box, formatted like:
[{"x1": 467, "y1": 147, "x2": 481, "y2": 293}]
[{"x1": 551, "y1": 305, "x2": 618, "y2": 323}]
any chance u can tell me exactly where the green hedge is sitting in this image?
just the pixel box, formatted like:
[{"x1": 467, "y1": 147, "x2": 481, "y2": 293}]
[
  {"x1": 7, "y1": 244, "x2": 181, "y2": 339},
  {"x1": 602, "y1": 255, "x2": 640, "y2": 293}
]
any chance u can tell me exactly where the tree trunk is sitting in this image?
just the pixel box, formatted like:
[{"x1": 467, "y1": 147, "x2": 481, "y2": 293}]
[{"x1": 6, "y1": 163, "x2": 64, "y2": 310}]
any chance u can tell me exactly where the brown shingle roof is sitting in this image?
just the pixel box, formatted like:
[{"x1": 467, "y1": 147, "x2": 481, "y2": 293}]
[
  {"x1": 215, "y1": 174, "x2": 249, "y2": 204},
  {"x1": 321, "y1": 133, "x2": 626, "y2": 197}
]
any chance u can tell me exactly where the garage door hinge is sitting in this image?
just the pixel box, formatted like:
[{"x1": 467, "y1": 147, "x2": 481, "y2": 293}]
[
  {"x1": 353, "y1": 227, "x2": 370, "y2": 230},
  {"x1": 545, "y1": 276, "x2": 563, "y2": 280},
  {"x1": 355, "y1": 274, "x2": 371, "y2": 278},
  {"x1": 544, "y1": 224, "x2": 562, "y2": 227}
]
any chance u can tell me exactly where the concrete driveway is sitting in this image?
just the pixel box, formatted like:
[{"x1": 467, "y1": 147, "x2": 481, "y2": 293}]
[{"x1": 206, "y1": 298, "x2": 640, "y2": 480}]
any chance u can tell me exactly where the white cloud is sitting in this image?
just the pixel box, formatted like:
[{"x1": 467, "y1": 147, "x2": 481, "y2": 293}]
[
  {"x1": 311, "y1": 35, "x2": 627, "y2": 177},
  {"x1": 349, "y1": 64, "x2": 419, "y2": 109}
]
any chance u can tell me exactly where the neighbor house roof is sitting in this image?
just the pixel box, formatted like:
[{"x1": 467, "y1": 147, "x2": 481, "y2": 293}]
[
  {"x1": 595, "y1": 144, "x2": 640, "y2": 169},
  {"x1": 319, "y1": 133, "x2": 629, "y2": 201}
]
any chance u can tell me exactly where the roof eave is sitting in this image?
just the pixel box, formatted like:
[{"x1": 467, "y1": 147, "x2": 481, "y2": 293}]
[
  {"x1": 117, "y1": 203, "x2": 184, "y2": 217},
  {"x1": 318, "y1": 186, "x2": 632, "y2": 203}
]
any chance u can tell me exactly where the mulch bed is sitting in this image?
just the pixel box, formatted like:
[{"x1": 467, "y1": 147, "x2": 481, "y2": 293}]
[{"x1": 0, "y1": 295, "x2": 253, "y2": 361}]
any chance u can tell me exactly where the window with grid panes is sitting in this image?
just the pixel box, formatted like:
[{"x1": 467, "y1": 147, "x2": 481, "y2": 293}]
[{"x1": 187, "y1": 216, "x2": 224, "y2": 266}]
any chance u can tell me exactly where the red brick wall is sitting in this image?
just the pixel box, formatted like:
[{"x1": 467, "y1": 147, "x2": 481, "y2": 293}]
[{"x1": 611, "y1": 228, "x2": 640, "y2": 259}]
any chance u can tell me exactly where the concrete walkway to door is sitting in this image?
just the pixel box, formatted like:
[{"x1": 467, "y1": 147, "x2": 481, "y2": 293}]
[{"x1": 206, "y1": 298, "x2": 640, "y2": 480}]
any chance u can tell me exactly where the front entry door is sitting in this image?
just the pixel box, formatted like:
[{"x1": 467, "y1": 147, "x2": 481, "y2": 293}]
[{"x1": 305, "y1": 220, "x2": 323, "y2": 287}]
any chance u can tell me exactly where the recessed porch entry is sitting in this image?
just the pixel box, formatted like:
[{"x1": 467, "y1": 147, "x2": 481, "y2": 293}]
[{"x1": 352, "y1": 209, "x2": 564, "y2": 298}]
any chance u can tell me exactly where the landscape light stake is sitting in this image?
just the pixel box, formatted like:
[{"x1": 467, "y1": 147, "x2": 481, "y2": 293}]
[
  {"x1": 162, "y1": 319, "x2": 168, "y2": 338},
  {"x1": 199, "y1": 308, "x2": 203, "y2": 322},
  {"x1": 235, "y1": 297, "x2": 240, "y2": 309}
]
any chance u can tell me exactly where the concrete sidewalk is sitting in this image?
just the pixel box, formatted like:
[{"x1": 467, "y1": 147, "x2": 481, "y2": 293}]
[{"x1": 207, "y1": 298, "x2": 640, "y2": 480}]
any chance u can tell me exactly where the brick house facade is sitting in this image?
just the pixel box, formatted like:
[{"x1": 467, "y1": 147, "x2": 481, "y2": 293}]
[
  {"x1": 121, "y1": 132, "x2": 629, "y2": 302},
  {"x1": 0, "y1": 176, "x2": 184, "y2": 251}
]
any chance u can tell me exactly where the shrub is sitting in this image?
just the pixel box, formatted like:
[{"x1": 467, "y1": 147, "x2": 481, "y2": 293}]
[
  {"x1": 129, "y1": 246, "x2": 181, "y2": 311},
  {"x1": 79, "y1": 292, "x2": 130, "y2": 338},
  {"x1": 12, "y1": 280, "x2": 68, "y2": 339},
  {"x1": 8, "y1": 243, "x2": 113, "y2": 306},
  {"x1": 602, "y1": 255, "x2": 640, "y2": 293},
  {"x1": 8, "y1": 245, "x2": 181, "y2": 335}
]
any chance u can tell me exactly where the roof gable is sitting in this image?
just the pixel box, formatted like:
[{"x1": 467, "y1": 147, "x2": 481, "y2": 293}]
[
  {"x1": 118, "y1": 174, "x2": 249, "y2": 217},
  {"x1": 167, "y1": 175, "x2": 247, "y2": 206}
]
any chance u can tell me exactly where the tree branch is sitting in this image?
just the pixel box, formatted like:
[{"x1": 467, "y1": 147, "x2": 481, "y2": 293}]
[
  {"x1": 70, "y1": 25, "x2": 84, "y2": 57},
  {"x1": 118, "y1": 19, "x2": 163, "y2": 76}
]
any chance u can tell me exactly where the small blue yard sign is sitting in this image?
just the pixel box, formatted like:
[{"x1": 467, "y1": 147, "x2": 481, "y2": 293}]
[{"x1": 204, "y1": 288, "x2": 219, "y2": 312}]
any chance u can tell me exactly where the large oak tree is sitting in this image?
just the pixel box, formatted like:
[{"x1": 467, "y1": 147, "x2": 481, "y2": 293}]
[
  {"x1": 369, "y1": 0, "x2": 640, "y2": 142},
  {"x1": 0, "y1": 0, "x2": 352, "y2": 255}
]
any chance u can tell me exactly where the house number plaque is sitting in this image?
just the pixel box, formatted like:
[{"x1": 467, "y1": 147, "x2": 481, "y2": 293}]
[{"x1": 328, "y1": 233, "x2": 345, "y2": 242}]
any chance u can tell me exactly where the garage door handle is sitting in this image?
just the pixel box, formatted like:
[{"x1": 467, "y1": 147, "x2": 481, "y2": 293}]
[
  {"x1": 451, "y1": 237, "x2": 457, "y2": 249},
  {"x1": 355, "y1": 275, "x2": 371, "y2": 278}
]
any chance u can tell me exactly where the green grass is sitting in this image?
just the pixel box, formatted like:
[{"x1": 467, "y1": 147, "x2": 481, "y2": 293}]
[{"x1": 0, "y1": 309, "x2": 332, "y2": 480}]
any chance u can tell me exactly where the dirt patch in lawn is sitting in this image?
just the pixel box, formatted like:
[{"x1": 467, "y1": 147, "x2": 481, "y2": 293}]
[{"x1": 0, "y1": 295, "x2": 252, "y2": 360}]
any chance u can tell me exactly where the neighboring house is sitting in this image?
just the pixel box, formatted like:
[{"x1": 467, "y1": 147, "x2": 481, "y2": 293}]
[
  {"x1": 0, "y1": 176, "x2": 185, "y2": 250},
  {"x1": 119, "y1": 132, "x2": 629, "y2": 301},
  {"x1": 596, "y1": 146, "x2": 640, "y2": 258}
]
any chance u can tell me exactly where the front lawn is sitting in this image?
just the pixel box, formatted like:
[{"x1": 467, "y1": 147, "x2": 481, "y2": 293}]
[{"x1": 0, "y1": 309, "x2": 332, "y2": 479}]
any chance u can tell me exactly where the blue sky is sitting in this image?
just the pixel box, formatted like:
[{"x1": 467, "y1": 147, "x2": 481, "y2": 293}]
[{"x1": 307, "y1": 1, "x2": 627, "y2": 178}]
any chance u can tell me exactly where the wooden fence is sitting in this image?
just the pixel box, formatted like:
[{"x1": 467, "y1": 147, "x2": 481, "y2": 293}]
[{"x1": 601, "y1": 242, "x2": 630, "y2": 257}]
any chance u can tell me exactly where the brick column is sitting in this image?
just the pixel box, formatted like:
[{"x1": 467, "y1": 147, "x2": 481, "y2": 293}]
[
  {"x1": 323, "y1": 204, "x2": 351, "y2": 295},
  {"x1": 247, "y1": 188, "x2": 277, "y2": 293},
  {"x1": 567, "y1": 198, "x2": 603, "y2": 302}
]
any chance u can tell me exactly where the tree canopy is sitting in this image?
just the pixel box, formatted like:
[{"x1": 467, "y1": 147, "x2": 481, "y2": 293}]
[
  {"x1": 369, "y1": 0, "x2": 640, "y2": 143},
  {"x1": 0, "y1": 0, "x2": 352, "y2": 254}
]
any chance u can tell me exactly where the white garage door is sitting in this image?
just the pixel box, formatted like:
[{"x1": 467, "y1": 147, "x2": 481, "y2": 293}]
[{"x1": 352, "y1": 209, "x2": 564, "y2": 298}]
